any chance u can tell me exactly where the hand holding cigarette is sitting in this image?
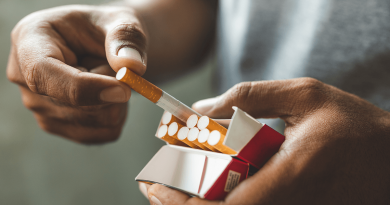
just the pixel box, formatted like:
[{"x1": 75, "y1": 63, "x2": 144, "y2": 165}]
[
  {"x1": 144, "y1": 78, "x2": 390, "y2": 205},
  {"x1": 6, "y1": 5, "x2": 148, "y2": 143}
]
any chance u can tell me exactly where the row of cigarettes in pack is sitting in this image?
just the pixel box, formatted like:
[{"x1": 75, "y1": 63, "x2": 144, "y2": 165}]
[{"x1": 156, "y1": 112, "x2": 237, "y2": 155}]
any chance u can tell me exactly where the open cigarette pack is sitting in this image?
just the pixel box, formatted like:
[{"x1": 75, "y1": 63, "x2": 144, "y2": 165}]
[{"x1": 136, "y1": 107, "x2": 285, "y2": 200}]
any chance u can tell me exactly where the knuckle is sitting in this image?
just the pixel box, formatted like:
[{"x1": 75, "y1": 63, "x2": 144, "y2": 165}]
[
  {"x1": 296, "y1": 77, "x2": 328, "y2": 105},
  {"x1": 68, "y1": 79, "x2": 79, "y2": 105},
  {"x1": 24, "y1": 59, "x2": 46, "y2": 94},
  {"x1": 229, "y1": 82, "x2": 253, "y2": 104},
  {"x1": 68, "y1": 75, "x2": 84, "y2": 106},
  {"x1": 299, "y1": 78, "x2": 324, "y2": 97},
  {"x1": 12, "y1": 13, "x2": 42, "y2": 40}
]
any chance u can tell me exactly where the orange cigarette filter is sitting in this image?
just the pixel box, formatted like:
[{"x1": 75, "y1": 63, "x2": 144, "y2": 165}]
[
  {"x1": 117, "y1": 67, "x2": 162, "y2": 103},
  {"x1": 187, "y1": 127, "x2": 211, "y2": 151},
  {"x1": 201, "y1": 141, "x2": 219, "y2": 152},
  {"x1": 162, "y1": 111, "x2": 186, "y2": 126},
  {"x1": 197, "y1": 116, "x2": 236, "y2": 154},
  {"x1": 198, "y1": 116, "x2": 228, "y2": 135},
  {"x1": 193, "y1": 141, "x2": 211, "y2": 151},
  {"x1": 168, "y1": 122, "x2": 200, "y2": 149},
  {"x1": 157, "y1": 125, "x2": 188, "y2": 147},
  {"x1": 198, "y1": 129, "x2": 220, "y2": 152},
  {"x1": 207, "y1": 130, "x2": 237, "y2": 154},
  {"x1": 117, "y1": 67, "x2": 202, "y2": 124}
]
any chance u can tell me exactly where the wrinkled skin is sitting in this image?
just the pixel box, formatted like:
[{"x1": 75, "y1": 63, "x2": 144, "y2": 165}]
[{"x1": 142, "y1": 78, "x2": 390, "y2": 205}]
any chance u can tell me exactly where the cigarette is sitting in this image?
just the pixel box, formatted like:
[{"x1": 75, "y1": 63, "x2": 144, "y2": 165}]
[
  {"x1": 157, "y1": 125, "x2": 187, "y2": 147},
  {"x1": 117, "y1": 67, "x2": 201, "y2": 123},
  {"x1": 198, "y1": 128, "x2": 210, "y2": 144},
  {"x1": 186, "y1": 114, "x2": 199, "y2": 128},
  {"x1": 197, "y1": 128, "x2": 219, "y2": 152},
  {"x1": 178, "y1": 127, "x2": 190, "y2": 141},
  {"x1": 187, "y1": 127, "x2": 211, "y2": 151},
  {"x1": 162, "y1": 111, "x2": 185, "y2": 125},
  {"x1": 197, "y1": 116, "x2": 228, "y2": 135},
  {"x1": 207, "y1": 130, "x2": 237, "y2": 154},
  {"x1": 168, "y1": 122, "x2": 200, "y2": 149}
]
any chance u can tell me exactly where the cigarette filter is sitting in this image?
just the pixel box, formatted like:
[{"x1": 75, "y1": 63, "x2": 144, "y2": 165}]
[
  {"x1": 197, "y1": 116, "x2": 236, "y2": 154},
  {"x1": 162, "y1": 111, "x2": 185, "y2": 125},
  {"x1": 186, "y1": 114, "x2": 199, "y2": 128},
  {"x1": 178, "y1": 127, "x2": 209, "y2": 151},
  {"x1": 207, "y1": 130, "x2": 237, "y2": 154},
  {"x1": 117, "y1": 67, "x2": 201, "y2": 123},
  {"x1": 157, "y1": 125, "x2": 187, "y2": 147},
  {"x1": 168, "y1": 122, "x2": 200, "y2": 149},
  {"x1": 198, "y1": 116, "x2": 228, "y2": 135},
  {"x1": 198, "y1": 129, "x2": 220, "y2": 152},
  {"x1": 187, "y1": 127, "x2": 212, "y2": 151},
  {"x1": 195, "y1": 128, "x2": 218, "y2": 152}
]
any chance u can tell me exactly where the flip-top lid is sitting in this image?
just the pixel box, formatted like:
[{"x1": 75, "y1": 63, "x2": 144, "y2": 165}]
[
  {"x1": 135, "y1": 145, "x2": 232, "y2": 196},
  {"x1": 224, "y1": 107, "x2": 264, "y2": 153}
]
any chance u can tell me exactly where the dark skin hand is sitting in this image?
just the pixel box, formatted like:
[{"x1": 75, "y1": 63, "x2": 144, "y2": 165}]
[
  {"x1": 141, "y1": 78, "x2": 390, "y2": 205},
  {"x1": 6, "y1": 1, "x2": 216, "y2": 143}
]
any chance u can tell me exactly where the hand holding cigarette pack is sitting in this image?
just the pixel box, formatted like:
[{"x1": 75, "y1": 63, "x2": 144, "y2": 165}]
[{"x1": 116, "y1": 67, "x2": 285, "y2": 200}]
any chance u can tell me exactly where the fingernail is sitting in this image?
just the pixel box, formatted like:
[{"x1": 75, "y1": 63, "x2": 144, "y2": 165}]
[
  {"x1": 139, "y1": 183, "x2": 148, "y2": 198},
  {"x1": 192, "y1": 97, "x2": 218, "y2": 114},
  {"x1": 151, "y1": 196, "x2": 163, "y2": 205},
  {"x1": 118, "y1": 47, "x2": 143, "y2": 63},
  {"x1": 100, "y1": 86, "x2": 127, "y2": 103}
]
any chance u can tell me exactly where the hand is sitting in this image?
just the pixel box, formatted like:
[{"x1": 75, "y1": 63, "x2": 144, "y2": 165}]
[
  {"x1": 7, "y1": 5, "x2": 148, "y2": 144},
  {"x1": 143, "y1": 78, "x2": 390, "y2": 204}
]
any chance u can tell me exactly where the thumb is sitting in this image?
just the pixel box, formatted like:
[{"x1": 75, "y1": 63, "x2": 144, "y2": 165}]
[
  {"x1": 147, "y1": 184, "x2": 219, "y2": 205},
  {"x1": 102, "y1": 8, "x2": 147, "y2": 75},
  {"x1": 192, "y1": 78, "x2": 328, "y2": 120}
]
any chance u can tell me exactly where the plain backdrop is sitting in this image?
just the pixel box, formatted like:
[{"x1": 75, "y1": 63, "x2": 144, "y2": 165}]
[{"x1": 0, "y1": 0, "x2": 215, "y2": 204}]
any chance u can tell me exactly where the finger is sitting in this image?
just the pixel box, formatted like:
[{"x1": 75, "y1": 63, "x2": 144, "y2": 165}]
[
  {"x1": 222, "y1": 150, "x2": 301, "y2": 205},
  {"x1": 78, "y1": 55, "x2": 110, "y2": 71},
  {"x1": 147, "y1": 184, "x2": 219, "y2": 205},
  {"x1": 22, "y1": 42, "x2": 130, "y2": 105},
  {"x1": 89, "y1": 64, "x2": 117, "y2": 77},
  {"x1": 20, "y1": 83, "x2": 128, "y2": 142},
  {"x1": 20, "y1": 85, "x2": 128, "y2": 127},
  {"x1": 139, "y1": 182, "x2": 151, "y2": 199},
  {"x1": 192, "y1": 78, "x2": 329, "y2": 121},
  {"x1": 98, "y1": 7, "x2": 147, "y2": 75},
  {"x1": 34, "y1": 112, "x2": 126, "y2": 144},
  {"x1": 11, "y1": 17, "x2": 132, "y2": 106},
  {"x1": 7, "y1": 46, "x2": 27, "y2": 87}
]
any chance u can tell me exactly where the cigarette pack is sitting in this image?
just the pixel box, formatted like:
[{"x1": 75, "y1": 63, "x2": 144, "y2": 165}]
[{"x1": 136, "y1": 107, "x2": 285, "y2": 200}]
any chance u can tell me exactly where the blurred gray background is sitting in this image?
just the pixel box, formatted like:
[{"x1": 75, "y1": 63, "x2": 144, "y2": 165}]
[{"x1": 0, "y1": 0, "x2": 215, "y2": 204}]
